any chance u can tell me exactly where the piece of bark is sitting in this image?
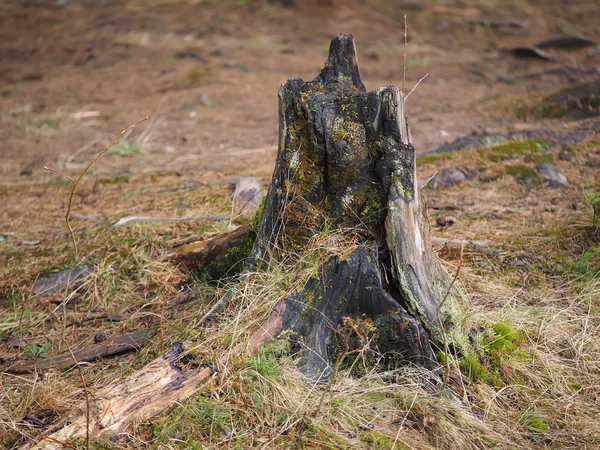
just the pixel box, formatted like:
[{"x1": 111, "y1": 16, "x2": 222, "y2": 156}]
[
  {"x1": 464, "y1": 17, "x2": 527, "y2": 29},
  {"x1": 33, "y1": 265, "x2": 94, "y2": 296},
  {"x1": 283, "y1": 247, "x2": 436, "y2": 383},
  {"x1": 1, "y1": 328, "x2": 157, "y2": 374},
  {"x1": 509, "y1": 46, "x2": 560, "y2": 62},
  {"x1": 20, "y1": 304, "x2": 285, "y2": 450},
  {"x1": 431, "y1": 237, "x2": 496, "y2": 251},
  {"x1": 167, "y1": 223, "x2": 250, "y2": 270},
  {"x1": 535, "y1": 35, "x2": 596, "y2": 50}
]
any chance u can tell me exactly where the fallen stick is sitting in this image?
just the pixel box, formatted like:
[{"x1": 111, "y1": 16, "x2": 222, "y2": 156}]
[
  {"x1": 108, "y1": 215, "x2": 227, "y2": 229},
  {"x1": 431, "y1": 237, "x2": 498, "y2": 251},
  {"x1": 464, "y1": 17, "x2": 527, "y2": 29},
  {"x1": 167, "y1": 223, "x2": 251, "y2": 269},
  {"x1": 20, "y1": 302, "x2": 286, "y2": 450},
  {"x1": 1, "y1": 328, "x2": 157, "y2": 374}
]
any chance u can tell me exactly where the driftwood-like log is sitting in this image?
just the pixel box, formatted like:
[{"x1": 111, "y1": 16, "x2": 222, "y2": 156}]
[
  {"x1": 20, "y1": 304, "x2": 285, "y2": 450},
  {"x1": 1, "y1": 328, "x2": 157, "y2": 374},
  {"x1": 167, "y1": 223, "x2": 251, "y2": 270},
  {"x1": 251, "y1": 34, "x2": 451, "y2": 382}
]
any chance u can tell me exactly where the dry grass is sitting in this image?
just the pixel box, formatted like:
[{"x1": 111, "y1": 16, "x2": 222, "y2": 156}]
[{"x1": 2, "y1": 166, "x2": 599, "y2": 449}]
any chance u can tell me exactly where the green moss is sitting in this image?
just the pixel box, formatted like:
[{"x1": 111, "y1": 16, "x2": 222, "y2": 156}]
[
  {"x1": 241, "y1": 338, "x2": 290, "y2": 382},
  {"x1": 519, "y1": 412, "x2": 550, "y2": 443},
  {"x1": 566, "y1": 245, "x2": 600, "y2": 279},
  {"x1": 539, "y1": 104, "x2": 570, "y2": 118},
  {"x1": 154, "y1": 395, "x2": 234, "y2": 444},
  {"x1": 505, "y1": 165, "x2": 542, "y2": 187},
  {"x1": 460, "y1": 354, "x2": 491, "y2": 383},
  {"x1": 479, "y1": 138, "x2": 547, "y2": 162},
  {"x1": 200, "y1": 235, "x2": 255, "y2": 281},
  {"x1": 484, "y1": 323, "x2": 522, "y2": 358},
  {"x1": 250, "y1": 197, "x2": 265, "y2": 233},
  {"x1": 524, "y1": 153, "x2": 554, "y2": 164},
  {"x1": 416, "y1": 152, "x2": 458, "y2": 167},
  {"x1": 361, "y1": 430, "x2": 408, "y2": 449}
]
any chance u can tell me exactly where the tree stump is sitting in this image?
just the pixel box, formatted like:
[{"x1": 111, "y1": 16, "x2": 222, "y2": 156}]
[{"x1": 251, "y1": 34, "x2": 451, "y2": 382}]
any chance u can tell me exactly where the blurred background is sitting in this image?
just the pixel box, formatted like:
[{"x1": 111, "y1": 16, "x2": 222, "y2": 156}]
[{"x1": 0, "y1": 0, "x2": 598, "y2": 237}]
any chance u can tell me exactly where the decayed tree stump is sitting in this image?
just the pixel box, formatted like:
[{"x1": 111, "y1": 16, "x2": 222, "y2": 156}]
[
  {"x1": 22, "y1": 34, "x2": 454, "y2": 449},
  {"x1": 251, "y1": 33, "x2": 450, "y2": 382}
]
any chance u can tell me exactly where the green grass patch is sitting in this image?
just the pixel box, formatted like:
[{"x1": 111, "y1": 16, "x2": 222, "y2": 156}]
[
  {"x1": 524, "y1": 153, "x2": 554, "y2": 164},
  {"x1": 504, "y1": 165, "x2": 542, "y2": 187},
  {"x1": 479, "y1": 138, "x2": 547, "y2": 162},
  {"x1": 416, "y1": 151, "x2": 459, "y2": 167},
  {"x1": 108, "y1": 140, "x2": 143, "y2": 157}
]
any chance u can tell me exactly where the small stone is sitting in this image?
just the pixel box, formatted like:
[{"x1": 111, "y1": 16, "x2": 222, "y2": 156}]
[
  {"x1": 94, "y1": 331, "x2": 111, "y2": 343},
  {"x1": 479, "y1": 170, "x2": 501, "y2": 183},
  {"x1": 435, "y1": 166, "x2": 479, "y2": 188},
  {"x1": 436, "y1": 215, "x2": 456, "y2": 227},
  {"x1": 33, "y1": 265, "x2": 93, "y2": 296},
  {"x1": 210, "y1": 49, "x2": 226, "y2": 58},
  {"x1": 535, "y1": 163, "x2": 568, "y2": 187},
  {"x1": 513, "y1": 259, "x2": 529, "y2": 269},
  {"x1": 558, "y1": 151, "x2": 573, "y2": 161},
  {"x1": 586, "y1": 159, "x2": 600, "y2": 168}
]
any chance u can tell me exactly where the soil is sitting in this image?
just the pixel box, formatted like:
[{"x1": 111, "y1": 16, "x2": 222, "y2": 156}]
[{"x1": 1, "y1": 0, "x2": 599, "y2": 243}]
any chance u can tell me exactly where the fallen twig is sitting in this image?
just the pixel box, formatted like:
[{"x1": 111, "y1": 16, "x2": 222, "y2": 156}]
[
  {"x1": 20, "y1": 303, "x2": 285, "y2": 449},
  {"x1": 109, "y1": 215, "x2": 227, "y2": 229},
  {"x1": 436, "y1": 240, "x2": 464, "y2": 396},
  {"x1": 63, "y1": 339, "x2": 90, "y2": 450}
]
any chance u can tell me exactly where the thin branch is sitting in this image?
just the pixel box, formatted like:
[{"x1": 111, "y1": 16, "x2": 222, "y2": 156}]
[
  {"x1": 63, "y1": 339, "x2": 91, "y2": 450},
  {"x1": 39, "y1": 434, "x2": 78, "y2": 450},
  {"x1": 402, "y1": 14, "x2": 407, "y2": 95},
  {"x1": 404, "y1": 73, "x2": 429, "y2": 100},
  {"x1": 436, "y1": 239, "x2": 464, "y2": 394},
  {"x1": 44, "y1": 117, "x2": 148, "y2": 259},
  {"x1": 43, "y1": 166, "x2": 75, "y2": 185}
]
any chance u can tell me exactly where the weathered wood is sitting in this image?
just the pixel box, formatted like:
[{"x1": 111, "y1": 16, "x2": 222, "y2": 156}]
[
  {"x1": 20, "y1": 303, "x2": 286, "y2": 450},
  {"x1": 167, "y1": 223, "x2": 251, "y2": 270},
  {"x1": 283, "y1": 247, "x2": 436, "y2": 383},
  {"x1": 251, "y1": 33, "x2": 451, "y2": 381},
  {"x1": 1, "y1": 328, "x2": 157, "y2": 374}
]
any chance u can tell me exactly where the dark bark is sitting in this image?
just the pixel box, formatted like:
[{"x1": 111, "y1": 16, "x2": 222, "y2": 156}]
[
  {"x1": 168, "y1": 223, "x2": 251, "y2": 271},
  {"x1": 1, "y1": 328, "x2": 157, "y2": 374},
  {"x1": 251, "y1": 34, "x2": 450, "y2": 382}
]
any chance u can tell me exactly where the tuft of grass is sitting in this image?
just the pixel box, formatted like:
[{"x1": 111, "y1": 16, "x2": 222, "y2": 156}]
[
  {"x1": 24, "y1": 342, "x2": 51, "y2": 360},
  {"x1": 108, "y1": 140, "x2": 143, "y2": 157}
]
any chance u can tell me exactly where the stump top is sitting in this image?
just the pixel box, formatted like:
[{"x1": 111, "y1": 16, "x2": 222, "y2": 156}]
[{"x1": 319, "y1": 33, "x2": 366, "y2": 92}]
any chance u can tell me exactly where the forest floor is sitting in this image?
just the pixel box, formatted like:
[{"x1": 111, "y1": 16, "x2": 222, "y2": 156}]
[{"x1": 1, "y1": 0, "x2": 599, "y2": 449}]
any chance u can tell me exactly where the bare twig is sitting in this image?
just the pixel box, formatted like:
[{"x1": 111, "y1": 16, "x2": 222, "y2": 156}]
[
  {"x1": 137, "y1": 96, "x2": 165, "y2": 146},
  {"x1": 405, "y1": 73, "x2": 429, "y2": 100},
  {"x1": 63, "y1": 339, "x2": 90, "y2": 450},
  {"x1": 65, "y1": 138, "x2": 102, "y2": 164},
  {"x1": 109, "y1": 215, "x2": 226, "y2": 229},
  {"x1": 402, "y1": 14, "x2": 407, "y2": 96},
  {"x1": 43, "y1": 167, "x2": 75, "y2": 185},
  {"x1": 44, "y1": 118, "x2": 148, "y2": 259},
  {"x1": 39, "y1": 434, "x2": 78, "y2": 450},
  {"x1": 436, "y1": 239, "x2": 464, "y2": 395}
]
